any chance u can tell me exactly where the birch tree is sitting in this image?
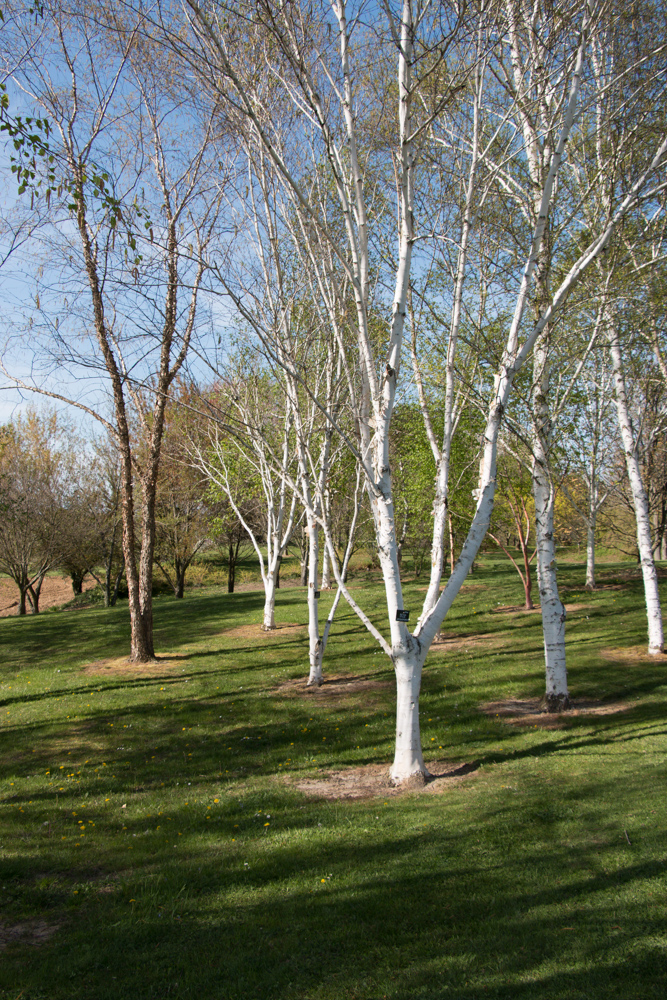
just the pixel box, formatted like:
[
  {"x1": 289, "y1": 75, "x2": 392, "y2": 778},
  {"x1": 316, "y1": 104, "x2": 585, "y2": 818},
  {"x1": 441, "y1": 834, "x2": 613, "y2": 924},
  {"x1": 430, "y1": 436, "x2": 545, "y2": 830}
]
[
  {"x1": 559, "y1": 339, "x2": 616, "y2": 590},
  {"x1": 624, "y1": 208, "x2": 667, "y2": 561},
  {"x1": 580, "y1": 9, "x2": 667, "y2": 654},
  {"x1": 476, "y1": 0, "x2": 667, "y2": 703},
  {"x1": 189, "y1": 123, "x2": 360, "y2": 677},
  {"x1": 164, "y1": 0, "x2": 667, "y2": 779},
  {"x1": 191, "y1": 371, "x2": 299, "y2": 630},
  {"x1": 605, "y1": 298, "x2": 665, "y2": 652}
]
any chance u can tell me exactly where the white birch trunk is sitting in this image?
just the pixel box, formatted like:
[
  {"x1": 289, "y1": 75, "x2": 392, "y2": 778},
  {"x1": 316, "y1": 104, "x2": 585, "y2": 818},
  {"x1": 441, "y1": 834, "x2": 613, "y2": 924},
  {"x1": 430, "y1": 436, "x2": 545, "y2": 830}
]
[
  {"x1": 532, "y1": 449, "x2": 569, "y2": 709},
  {"x1": 307, "y1": 466, "x2": 363, "y2": 682},
  {"x1": 531, "y1": 308, "x2": 569, "y2": 709},
  {"x1": 262, "y1": 571, "x2": 277, "y2": 631},
  {"x1": 584, "y1": 440, "x2": 601, "y2": 590},
  {"x1": 391, "y1": 645, "x2": 427, "y2": 782},
  {"x1": 585, "y1": 519, "x2": 596, "y2": 590},
  {"x1": 420, "y1": 462, "x2": 449, "y2": 623},
  {"x1": 373, "y1": 486, "x2": 429, "y2": 783},
  {"x1": 607, "y1": 312, "x2": 664, "y2": 654},
  {"x1": 321, "y1": 546, "x2": 331, "y2": 589},
  {"x1": 306, "y1": 512, "x2": 323, "y2": 686},
  {"x1": 508, "y1": 0, "x2": 573, "y2": 712}
]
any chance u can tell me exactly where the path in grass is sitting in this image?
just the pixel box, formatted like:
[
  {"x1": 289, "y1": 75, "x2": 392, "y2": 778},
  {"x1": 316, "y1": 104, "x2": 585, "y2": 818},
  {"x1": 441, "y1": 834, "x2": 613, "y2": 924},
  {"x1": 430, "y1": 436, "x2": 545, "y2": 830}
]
[{"x1": 1, "y1": 558, "x2": 666, "y2": 999}]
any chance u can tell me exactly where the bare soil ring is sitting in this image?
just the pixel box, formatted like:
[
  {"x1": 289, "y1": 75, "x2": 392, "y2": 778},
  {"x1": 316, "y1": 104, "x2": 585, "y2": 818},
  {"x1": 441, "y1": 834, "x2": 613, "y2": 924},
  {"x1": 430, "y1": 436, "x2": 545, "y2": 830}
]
[
  {"x1": 288, "y1": 759, "x2": 477, "y2": 801},
  {"x1": 480, "y1": 697, "x2": 632, "y2": 729}
]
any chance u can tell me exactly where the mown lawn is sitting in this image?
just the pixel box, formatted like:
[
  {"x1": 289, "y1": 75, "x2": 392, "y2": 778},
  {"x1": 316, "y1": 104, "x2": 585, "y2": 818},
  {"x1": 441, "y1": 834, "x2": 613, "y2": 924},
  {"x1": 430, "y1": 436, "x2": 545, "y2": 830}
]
[{"x1": 1, "y1": 557, "x2": 666, "y2": 999}]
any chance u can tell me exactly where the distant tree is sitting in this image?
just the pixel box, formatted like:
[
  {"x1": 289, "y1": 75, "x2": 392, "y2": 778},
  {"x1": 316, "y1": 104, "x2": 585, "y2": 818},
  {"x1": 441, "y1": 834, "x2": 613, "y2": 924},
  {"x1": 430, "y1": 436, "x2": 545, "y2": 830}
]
[
  {"x1": 209, "y1": 495, "x2": 256, "y2": 594},
  {"x1": 153, "y1": 402, "x2": 212, "y2": 599},
  {"x1": 390, "y1": 405, "x2": 442, "y2": 578},
  {"x1": 191, "y1": 370, "x2": 298, "y2": 630},
  {"x1": 489, "y1": 453, "x2": 537, "y2": 610},
  {"x1": 78, "y1": 440, "x2": 126, "y2": 607},
  {"x1": 558, "y1": 344, "x2": 617, "y2": 589},
  {"x1": 0, "y1": 407, "x2": 74, "y2": 614}
]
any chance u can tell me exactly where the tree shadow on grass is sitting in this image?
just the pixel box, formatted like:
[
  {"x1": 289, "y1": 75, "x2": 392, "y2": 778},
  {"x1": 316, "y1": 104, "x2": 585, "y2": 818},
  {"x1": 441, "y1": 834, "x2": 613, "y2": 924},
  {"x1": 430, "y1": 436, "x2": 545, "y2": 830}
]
[
  {"x1": 0, "y1": 589, "x2": 272, "y2": 673},
  {"x1": 2, "y1": 766, "x2": 666, "y2": 1000}
]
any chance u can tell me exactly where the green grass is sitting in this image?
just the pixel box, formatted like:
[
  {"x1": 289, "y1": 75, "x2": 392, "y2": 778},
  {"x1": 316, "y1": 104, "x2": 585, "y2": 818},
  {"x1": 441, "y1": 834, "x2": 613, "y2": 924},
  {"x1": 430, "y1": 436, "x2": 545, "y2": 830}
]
[{"x1": 1, "y1": 557, "x2": 666, "y2": 999}]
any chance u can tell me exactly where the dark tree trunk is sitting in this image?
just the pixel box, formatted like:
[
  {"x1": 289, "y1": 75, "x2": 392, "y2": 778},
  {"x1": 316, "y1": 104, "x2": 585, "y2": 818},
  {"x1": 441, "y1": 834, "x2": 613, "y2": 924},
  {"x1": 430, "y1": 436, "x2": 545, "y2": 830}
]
[
  {"x1": 76, "y1": 174, "x2": 155, "y2": 662},
  {"x1": 227, "y1": 534, "x2": 243, "y2": 594},
  {"x1": 523, "y1": 570, "x2": 534, "y2": 610},
  {"x1": 522, "y1": 548, "x2": 534, "y2": 610},
  {"x1": 104, "y1": 524, "x2": 118, "y2": 607},
  {"x1": 28, "y1": 579, "x2": 42, "y2": 614},
  {"x1": 71, "y1": 570, "x2": 85, "y2": 595},
  {"x1": 110, "y1": 566, "x2": 124, "y2": 607},
  {"x1": 74, "y1": 167, "x2": 202, "y2": 662},
  {"x1": 121, "y1": 460, "x2": 155, "y2": 661},
  {"x1": 227, "y1": 542, "x2": 235, "y2": 593}
]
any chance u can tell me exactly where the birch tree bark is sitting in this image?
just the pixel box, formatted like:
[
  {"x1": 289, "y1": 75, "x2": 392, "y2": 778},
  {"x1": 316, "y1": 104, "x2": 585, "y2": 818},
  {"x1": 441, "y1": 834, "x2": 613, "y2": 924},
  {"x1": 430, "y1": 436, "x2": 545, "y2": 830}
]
[{"x1": 607, "y1": 307, "x2": 664, "y2": 654}]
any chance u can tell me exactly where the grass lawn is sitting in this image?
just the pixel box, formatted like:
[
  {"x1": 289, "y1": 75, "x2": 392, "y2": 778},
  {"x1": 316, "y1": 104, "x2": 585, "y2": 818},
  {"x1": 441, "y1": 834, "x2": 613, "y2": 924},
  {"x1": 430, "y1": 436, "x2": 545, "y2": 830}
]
[{"x1": 1, "y1": 556, "x2": 666, "y2": 999}]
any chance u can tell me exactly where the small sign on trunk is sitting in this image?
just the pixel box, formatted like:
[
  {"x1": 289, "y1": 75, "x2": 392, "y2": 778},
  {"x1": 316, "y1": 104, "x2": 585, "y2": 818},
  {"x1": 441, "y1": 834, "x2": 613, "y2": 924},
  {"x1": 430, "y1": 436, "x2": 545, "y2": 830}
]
[
  {"x1": 396, "y1": 609, "x2": 410, "y2": 622},
  {"x1": 314, "y1": 590, "x2": 321, "y2": 599}
]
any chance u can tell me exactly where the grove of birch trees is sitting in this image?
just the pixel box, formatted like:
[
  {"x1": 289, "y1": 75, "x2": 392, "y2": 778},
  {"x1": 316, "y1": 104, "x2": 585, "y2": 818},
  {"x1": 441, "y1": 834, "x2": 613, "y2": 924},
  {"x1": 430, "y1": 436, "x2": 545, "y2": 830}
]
[{"x1": 1, "y1": 0, "x2": 665, "y2": 783}]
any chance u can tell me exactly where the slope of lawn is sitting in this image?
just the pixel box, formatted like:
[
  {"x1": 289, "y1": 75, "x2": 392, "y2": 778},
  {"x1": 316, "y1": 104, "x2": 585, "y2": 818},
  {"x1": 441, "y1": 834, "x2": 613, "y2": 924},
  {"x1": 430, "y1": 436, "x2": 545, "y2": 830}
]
[{"x1": 0, "y1": 556, "x2": 666, "y2": 1000}]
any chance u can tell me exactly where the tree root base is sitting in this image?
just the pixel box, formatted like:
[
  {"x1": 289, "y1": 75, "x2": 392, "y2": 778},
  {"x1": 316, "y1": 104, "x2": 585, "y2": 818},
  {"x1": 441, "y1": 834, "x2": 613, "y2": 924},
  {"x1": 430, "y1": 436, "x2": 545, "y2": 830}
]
[
  {"x1": 127, "y1": 651, "x2": 158, "y2": 665},
  {"x1": 540, "y1": 693, "x2": 571, "y2": 713},
  {"x1": 389, "y1": 769, "x2": 432, "y2": 789}
]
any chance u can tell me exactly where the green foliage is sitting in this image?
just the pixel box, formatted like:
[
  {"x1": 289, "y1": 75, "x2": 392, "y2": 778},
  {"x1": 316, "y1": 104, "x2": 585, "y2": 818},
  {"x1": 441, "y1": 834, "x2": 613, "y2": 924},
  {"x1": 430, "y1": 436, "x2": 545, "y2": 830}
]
[
  {"x1": 390, "y1": 401, "x2": 483, "y2": 573},
  {"x1": 390, "y1": 404, "x2": 438, "y2": 574},
  {"x1": 0, "y1": 6, "x2": 54, "y2": 198}
]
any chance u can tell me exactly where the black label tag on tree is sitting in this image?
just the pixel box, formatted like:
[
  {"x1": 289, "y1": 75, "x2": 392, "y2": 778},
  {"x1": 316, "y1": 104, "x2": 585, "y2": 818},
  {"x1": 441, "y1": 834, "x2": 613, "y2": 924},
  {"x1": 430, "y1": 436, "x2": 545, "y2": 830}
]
[
  {"x1": 314, "y1": 591, "x2": 321, "y2": 599},
  {"x1": 396, "y1": 609, "x2": 410, "y2": 622}
]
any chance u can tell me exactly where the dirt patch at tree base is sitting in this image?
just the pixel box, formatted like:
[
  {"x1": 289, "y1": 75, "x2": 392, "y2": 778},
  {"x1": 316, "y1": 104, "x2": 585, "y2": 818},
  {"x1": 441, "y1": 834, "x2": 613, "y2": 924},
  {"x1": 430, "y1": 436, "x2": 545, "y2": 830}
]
[
  {"x1": 220, "y1": 622, "x2": 306, "y2": 640},
  {"x1": 277, "y1": 672, "x2": 392, "y2": 698},
  {"x1": 601, "y1": 645, "x2": 667, "y2": 664},
  {"x1": 480, "y1": 697, "x2": 631, "y2": 728},
  {"x1": 82, "y1": 655, "x2": 188, "y2": 678},
  {"x1": 288, "y1": 759, "x2": 477, "y2": 800},
  {"x1": 0, "y1": 918, "x2": 61, "y2": 951}
]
